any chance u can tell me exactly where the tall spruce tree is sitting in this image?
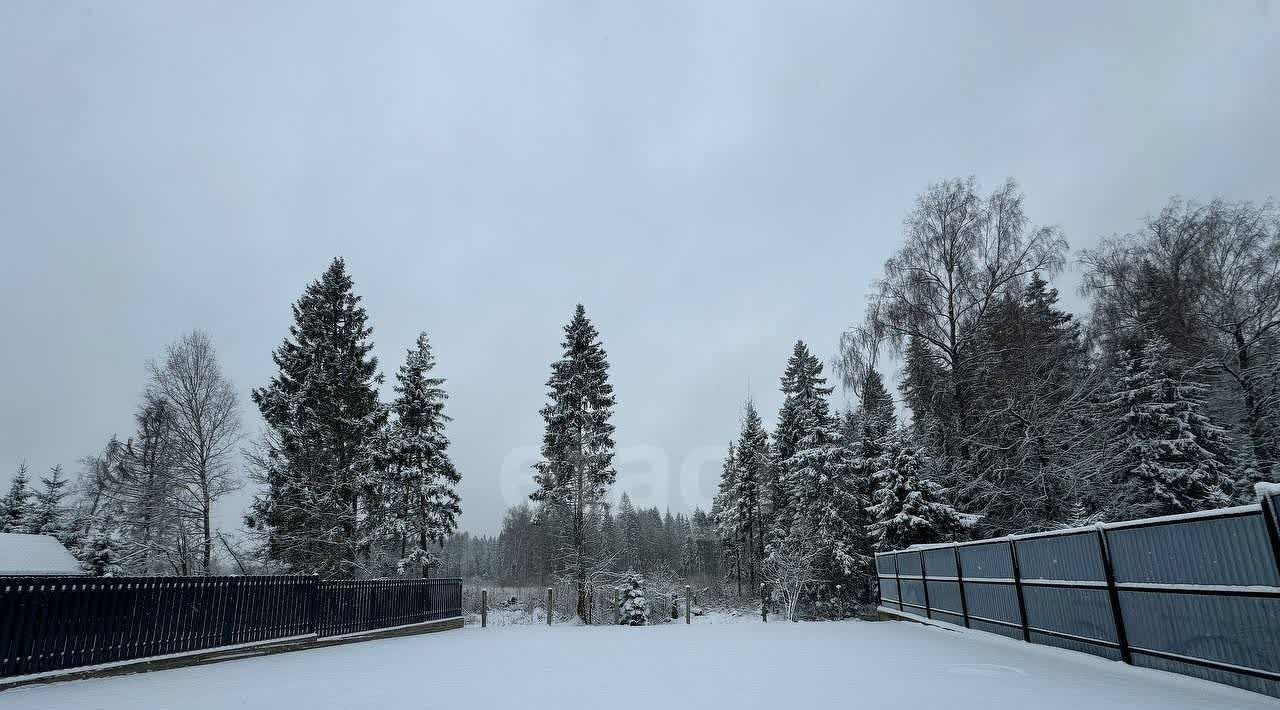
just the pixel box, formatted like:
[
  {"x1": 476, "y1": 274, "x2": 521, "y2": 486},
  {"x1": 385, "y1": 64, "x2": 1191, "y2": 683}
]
[
  {"x1": 29, "y1": 465, "x2": 72, "y2": 540},
  {"x1": 1102, "y1": 335, "x2": 1235, "y2": 518},
  {"x1": 733, "y1": 400, "x2": 768, "y2": 590},
  {"x1": 382, "y1": 333, "x2": 462, "y2": 577},
  {"x1": 0, "y1": 462, "x2": 34, "y2": 534},
  {"x1": 769, "y1": 342, "x2": 865, "y2": 611},
  {"x1": 768, "y1": 341, "x2": 834, "y2": 548},
  {"x1": 530, "y1": 304, "x2": 617, "y2": 621},
  {"x1": 250, "y1": 258, "x2": 386, "y2": 577},
  {"x1": 711, "y1": 443, "x2": 743, "y2": 594}
]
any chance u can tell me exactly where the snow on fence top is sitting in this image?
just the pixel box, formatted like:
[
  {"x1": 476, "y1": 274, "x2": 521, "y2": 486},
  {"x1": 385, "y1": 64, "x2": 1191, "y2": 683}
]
[
  {"x1": 0, "y1": 533, "x2": 85, "y2": 576},
  {"x1": 895, "y1": 501, "x2": 1271, "y2": 552}
]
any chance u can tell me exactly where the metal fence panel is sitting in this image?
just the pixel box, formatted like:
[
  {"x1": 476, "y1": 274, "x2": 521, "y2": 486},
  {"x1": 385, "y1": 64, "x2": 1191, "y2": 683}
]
[
  {"x1": 923, "y1": 548, "x2": 957, "y2": 577},
  {"x1": 926, "y1": 580, "x2": 962, "y2": 615},
  {"x1": 876, "y1": 499, "x2": 1280, "y2": 698},
  {"x1": 896, "y1": 551, "x2": 922, "y2": 576},
  {"x1": 1015, "y1": 533, "x2": 1105, "y2": 581},
  {"x1": 875, "y1": 554, "x2": 895, "y2": 576},
  {"x1": 1022, "y1": 586, "x2": 1117, "y2": 643},
  {"x1": 1119, "y1": 591, "x2": 1280, "y2": 674},
  {"x1": 879, "y1": 576, "x2": 899, "y2": 603},
  {"x1": 899, "y1": 580, "x2": 927, "y2": 610},
  {"x1": 958, "y1": 543, "x2": 1013, "y2": 579},
  {"x1": 960, "y1": 581, "x2": 1021, "y2": 627},
  {"x1": 1108, "y1": 514, "x2": 1280, "y2": 586}
]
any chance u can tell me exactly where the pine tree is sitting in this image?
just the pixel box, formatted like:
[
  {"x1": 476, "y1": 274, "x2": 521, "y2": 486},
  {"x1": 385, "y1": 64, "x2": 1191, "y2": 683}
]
[
  {"x1": 82, "y1": 529, "x2": 124, "y2": 577},
  {"x1": 250, "y1": 258, "x2": 387, "y2": 577},
  {"x1": 768, "y1": 341, "x2": 835, "y2": 549},
  {"x1": 0, "y1": 462, "x2": 34, "y2": 534},
  {"x1": 29, "y1": 465, "x2": 72, "y2": 540},
  {"x1": 867, "y1": 437, "x2": 963, "y2": 551},
  {"x1": 768, "y1": 343, "x2": 866, "y2": 612},
  {"x1": 530, "y1": 304, "x2": 617, "y2": 621},
  {"x1": 733, "y1": 400, "x2": 769, "y2": 590},
  {"x1": 856, "y1": 370, "x2": 897, "y2": 466},
  {"x1": 617, "y1": 493, "x2": 641, "y2": 571},
  {"x1": 1102, "y1": 335, "x2": 1235, "y2": 518},
  {"x1": 382, "y1": 333, "x2": 462, "y2": 577},
  {"x1": 711, "y1": 443, "x2": 744, "y2": 593},
  {"x1": 617, "y1": 572, "x2": 648, "y2": 625},
  {"x1": 679, "y1": 535, "x2": 697, "y2": 576}
]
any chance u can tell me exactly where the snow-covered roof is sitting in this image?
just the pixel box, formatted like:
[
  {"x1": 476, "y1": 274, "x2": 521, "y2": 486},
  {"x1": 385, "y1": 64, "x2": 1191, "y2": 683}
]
[{"x1": 0, "y1": 533, "x2": 85, "y2": 576}]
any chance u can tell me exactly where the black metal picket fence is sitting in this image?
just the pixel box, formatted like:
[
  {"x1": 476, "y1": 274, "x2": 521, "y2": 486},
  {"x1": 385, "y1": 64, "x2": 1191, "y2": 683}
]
[
  {"x1": 0, "y1": 575, "x2": 462, "y2": 679},
  {"x1": 876, "y1": 493, "x2": 1280, "y2": 698}
]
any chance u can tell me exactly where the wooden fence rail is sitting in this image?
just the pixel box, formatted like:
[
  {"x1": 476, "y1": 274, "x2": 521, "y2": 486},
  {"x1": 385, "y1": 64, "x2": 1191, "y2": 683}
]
[{"x1": 0, "y1": 575, "x2": 462, "y2": 679}]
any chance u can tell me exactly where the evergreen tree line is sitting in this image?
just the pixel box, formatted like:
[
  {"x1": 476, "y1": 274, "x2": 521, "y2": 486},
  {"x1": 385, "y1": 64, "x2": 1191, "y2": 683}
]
[
  {"x1": 482, "y1": 499, "x2": 720, "y2": 586},
  {"x1": 708, "y1": 180, "x2": 1280, "y2": 619},
  {"x1": 5, "y1": 258, "x2": 464, "y2": 580}
]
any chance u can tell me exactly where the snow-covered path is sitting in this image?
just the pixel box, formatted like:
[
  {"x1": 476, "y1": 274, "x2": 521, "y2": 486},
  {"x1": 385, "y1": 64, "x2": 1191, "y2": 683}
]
[{"x1": 1, "y1": 619, "x2": 1271, "y2": 710}]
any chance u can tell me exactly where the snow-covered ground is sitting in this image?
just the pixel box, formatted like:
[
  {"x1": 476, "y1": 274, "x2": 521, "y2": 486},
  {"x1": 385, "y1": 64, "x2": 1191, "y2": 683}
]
[{"x1": 1, "y1": 619, "x2": 1271, "y2": 710}]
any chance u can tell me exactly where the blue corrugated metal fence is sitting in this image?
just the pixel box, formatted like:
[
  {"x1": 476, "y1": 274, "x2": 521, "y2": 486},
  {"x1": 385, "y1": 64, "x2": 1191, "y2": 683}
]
[{"x1": 876, "y1": 494, "x2": 1280, "y2": 698}]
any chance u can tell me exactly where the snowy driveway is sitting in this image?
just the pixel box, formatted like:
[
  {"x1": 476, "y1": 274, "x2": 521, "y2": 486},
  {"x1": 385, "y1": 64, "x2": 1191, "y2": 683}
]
[{"x1": 0, "y1": 619, "x2": 1272, "y2": 710}]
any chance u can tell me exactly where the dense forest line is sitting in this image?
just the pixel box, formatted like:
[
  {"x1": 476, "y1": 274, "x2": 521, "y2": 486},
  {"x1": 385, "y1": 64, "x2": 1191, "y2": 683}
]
[{"x1": 4, "y1": 177, "x2": 1277, "y2": 623}]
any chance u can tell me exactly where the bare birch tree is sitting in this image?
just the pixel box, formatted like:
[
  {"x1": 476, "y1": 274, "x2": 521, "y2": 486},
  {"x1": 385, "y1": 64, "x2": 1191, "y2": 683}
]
[{"x1": 147, "y1": 330, "x2": 243, "y2": 574}]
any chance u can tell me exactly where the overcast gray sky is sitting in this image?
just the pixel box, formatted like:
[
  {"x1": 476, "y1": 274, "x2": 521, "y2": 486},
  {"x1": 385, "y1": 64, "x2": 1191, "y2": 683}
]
[{"x1": 2, "y1": 1, "x2": 1277, "y2": 535}]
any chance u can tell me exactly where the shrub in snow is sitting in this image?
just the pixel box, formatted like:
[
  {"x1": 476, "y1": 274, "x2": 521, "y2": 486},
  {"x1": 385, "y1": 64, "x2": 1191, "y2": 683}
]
[{"x1": 617, "y1": 572, "x2": 648, "y2": 626}]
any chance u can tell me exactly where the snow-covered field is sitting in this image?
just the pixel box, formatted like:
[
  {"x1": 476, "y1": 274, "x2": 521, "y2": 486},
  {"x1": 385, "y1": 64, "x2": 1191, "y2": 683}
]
[{"x1": 1, "y1": 619, "x2": 1271, "y2": 710}]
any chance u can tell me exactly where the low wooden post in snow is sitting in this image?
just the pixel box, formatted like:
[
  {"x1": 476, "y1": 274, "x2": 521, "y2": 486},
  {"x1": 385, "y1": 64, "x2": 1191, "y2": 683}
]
[
  {"x1": 685, "y1": 585, "x2": 691, "y2": 624},
  {"x1": 481, "y1": 589, "x2": 487, "y2": 628},
  {"x1": 761, "y1": 583, "x2": 767, "y2": 622},
  {"x1": 547, "y1": 587, "x2": 554, "y2": 626}
]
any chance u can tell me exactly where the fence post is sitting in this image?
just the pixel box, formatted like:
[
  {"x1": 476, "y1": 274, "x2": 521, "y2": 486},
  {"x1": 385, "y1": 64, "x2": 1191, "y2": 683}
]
[
  {"x1": 894, "y1": 552, "x2": 903, "y2": 612},
  {"x1": 1095, "y1": 525, "x2": 1132, "y2": 664},
  {"x1": 307, "y1": 575, "x2": 320, "y2": 636},
  {"x1": 481, "y1": 589, "x2": 488, "y2": 628},
  {"x1": 1260, "y1": 494, "x2": 1280, "y2": 579},
  {"x1": 685, "y1": 585, "x2": 691, "y2": 624},
  {"x1": 761, "y1": 583, "x2": 767, "y2": 622},
  {"x1": 547, "y1": 588, "x2": 553, "y2": 626},
  {"x1": 919, "y1": 551, "x2": 932, "y2": 620},
  {"x1": 1008, "y1": 539, "x2": 1030, "y2": 642},
  {"x1": 953, "y1": 545, "x2": 970, "y2": 628}
]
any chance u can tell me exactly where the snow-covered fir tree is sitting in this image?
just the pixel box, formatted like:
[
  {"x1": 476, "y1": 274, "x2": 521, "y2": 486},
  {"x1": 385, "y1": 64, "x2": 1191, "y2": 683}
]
[
  {"x1": 867, "y1": 436, "x2": 963, "y2": 551},
  {"x1": 767, "y1": 341, "x2": 835, "y2": 550},
  {"x1": 1102, "y1": 335, "x2": 1235, "y2": 519},
  {"x1": 249, "y1": 257, "x2": 387, "y2": 577},
  {"x1": 82, "y1": 529, "x2": 124, "y2": 577},
  {"x1": 29, "y1": 464, "x2": 73, "y2": 541},
  {"x1": 381, "y1": 332, "x2": 462, "y2": 577},
  {"x1": 732, "y1": 399, "x2": 769, "y2": 589},
  {"x1": 617, "y1": 572, "x2": 648, "y2": 625},
  {"x1": 768, "y1": 342, "x2": 866, "y2": 611},
  {"x1": 679, "y1": 535, "x2": 697, "y2": 576},
  {"x1": 0, "y1": 461, "x2": 34, "y2": 533},
  {"x1": 854, "y1": 369, "x2": 897, "y2": 468},
  {"x1": 530, "y1": 304, "x2": 617, "y2": 621}
]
